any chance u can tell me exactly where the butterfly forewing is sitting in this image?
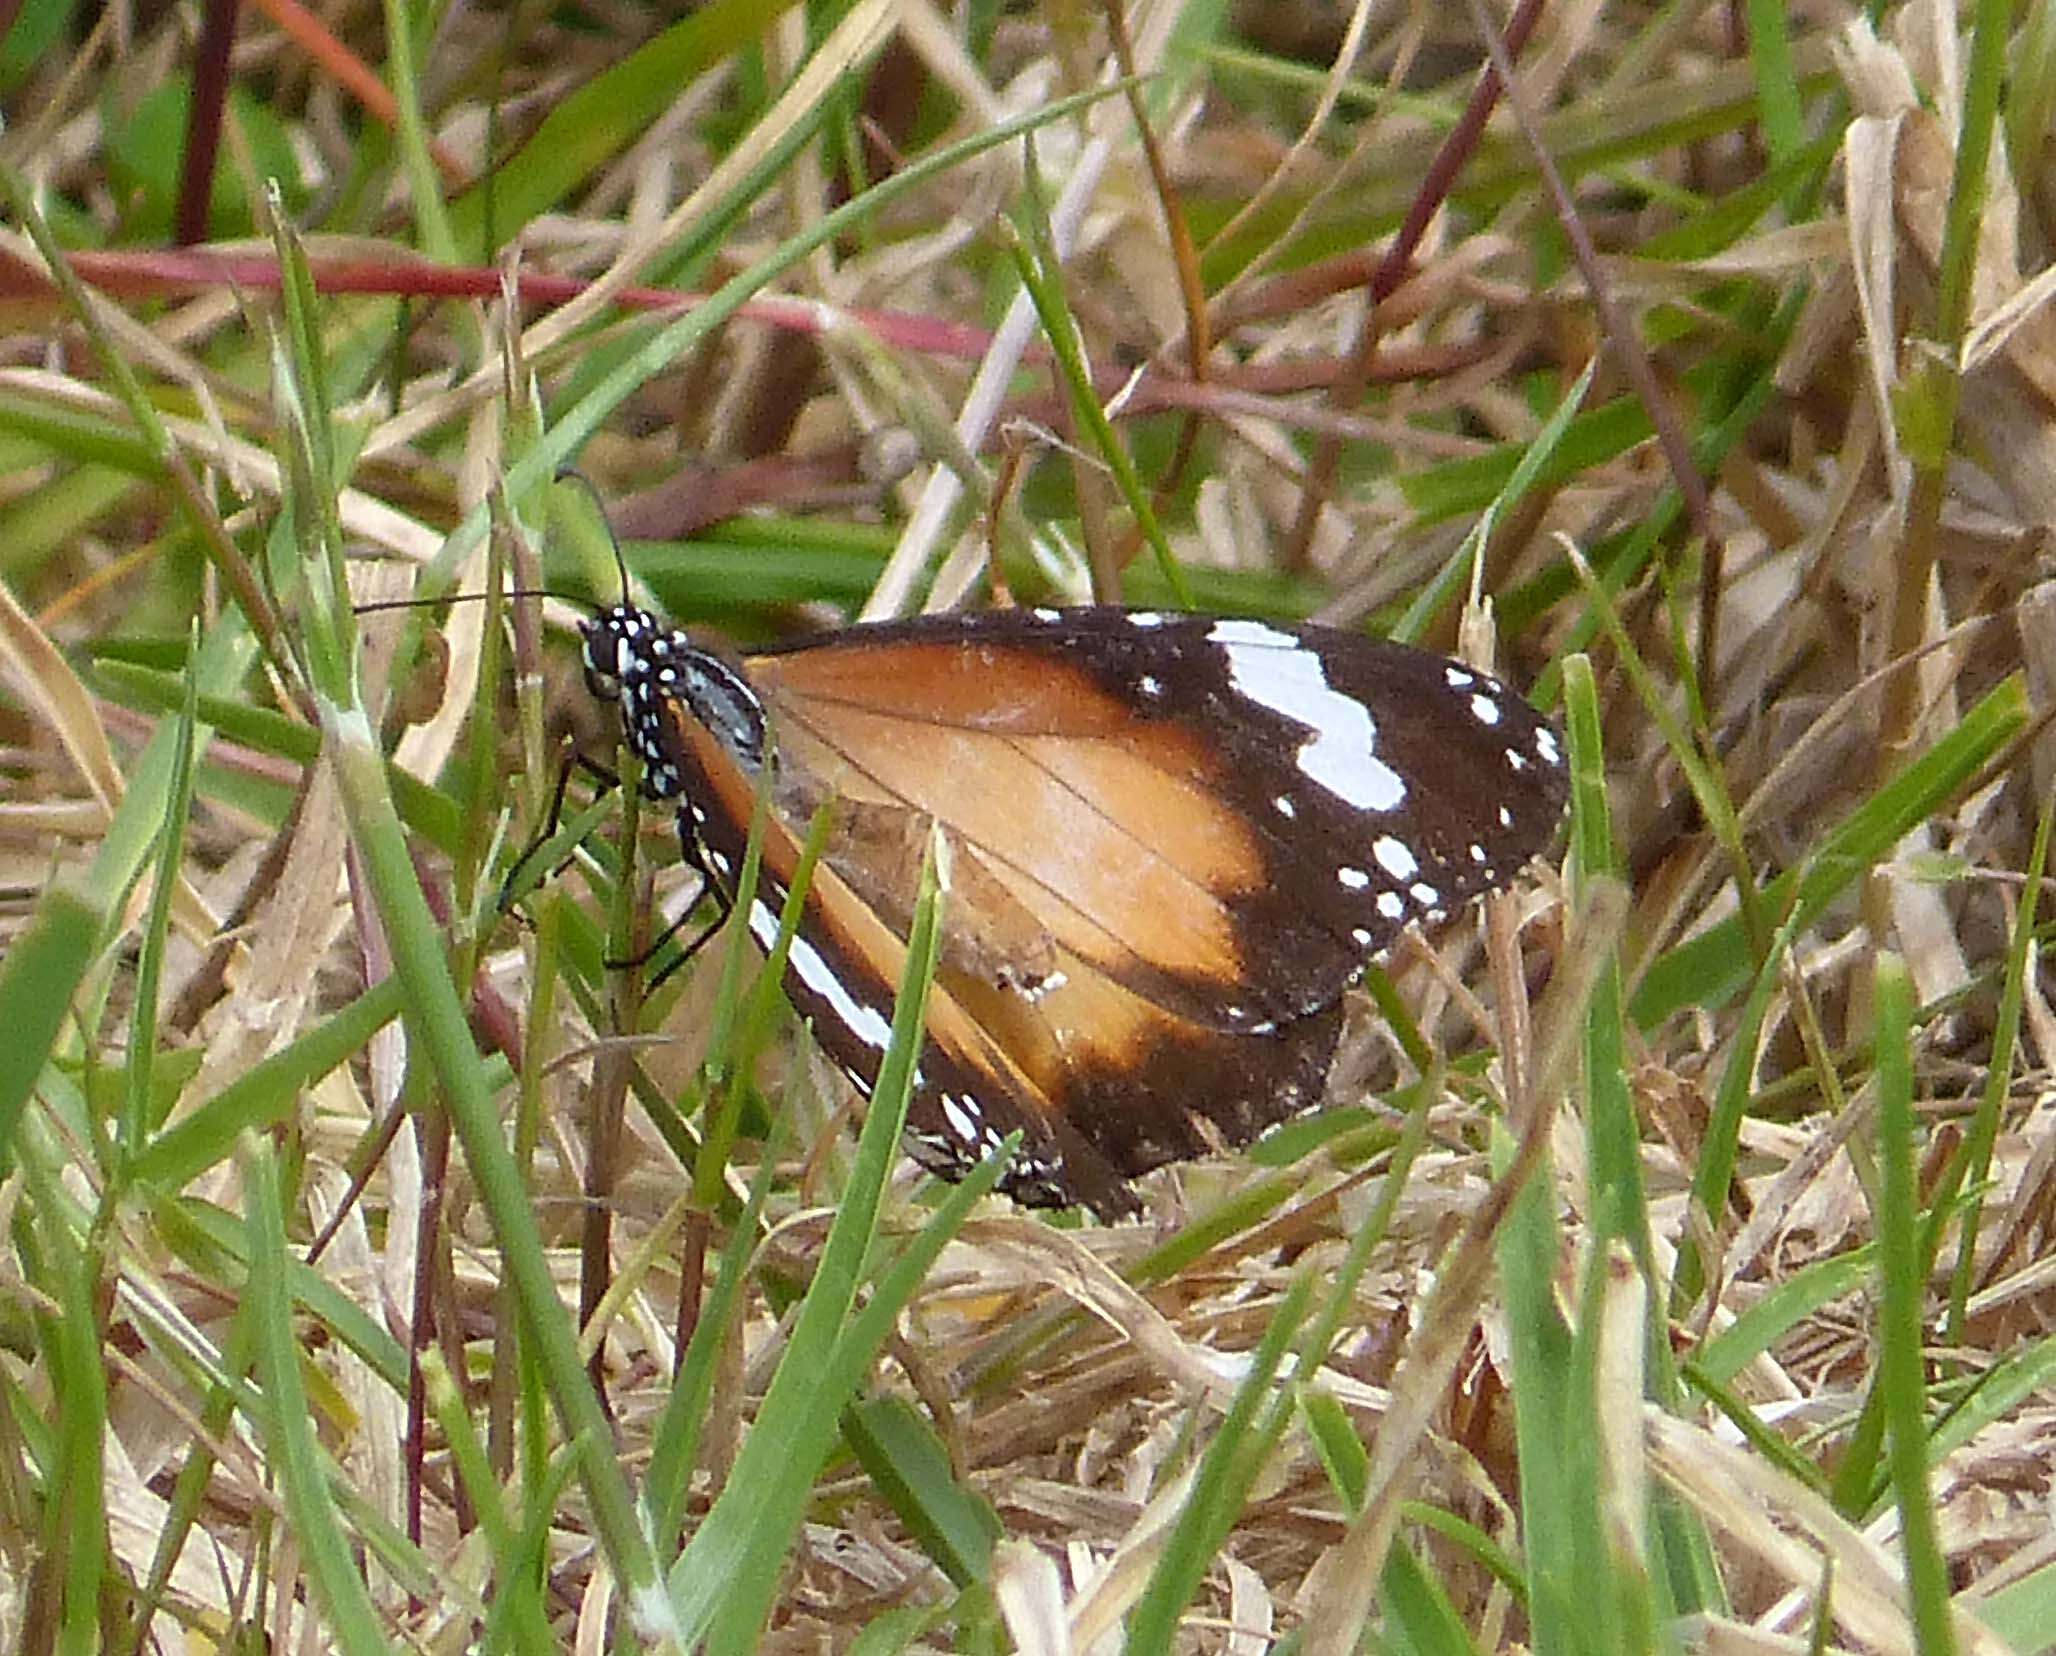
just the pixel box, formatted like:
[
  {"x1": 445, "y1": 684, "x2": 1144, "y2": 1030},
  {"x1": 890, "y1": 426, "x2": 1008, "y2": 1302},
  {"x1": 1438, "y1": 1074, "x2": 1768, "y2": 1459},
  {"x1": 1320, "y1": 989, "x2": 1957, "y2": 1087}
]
[{"x1": 752, "y1": 609, "x2": 1567, "y2": 1029}]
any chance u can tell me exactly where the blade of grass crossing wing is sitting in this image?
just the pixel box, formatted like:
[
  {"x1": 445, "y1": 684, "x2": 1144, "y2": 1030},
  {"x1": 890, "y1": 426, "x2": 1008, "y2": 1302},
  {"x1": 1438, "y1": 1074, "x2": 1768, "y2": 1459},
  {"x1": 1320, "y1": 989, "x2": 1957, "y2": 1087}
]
[
  {"x1": 675, "y1": 954, "x2": 1017, "y2": 1653},
  {"x1": 695, "y1": 782, "x2": 828, "y2": 1209},
  {"x1": 670, "y1": 828, "x2": 956, "y2": 1650}
]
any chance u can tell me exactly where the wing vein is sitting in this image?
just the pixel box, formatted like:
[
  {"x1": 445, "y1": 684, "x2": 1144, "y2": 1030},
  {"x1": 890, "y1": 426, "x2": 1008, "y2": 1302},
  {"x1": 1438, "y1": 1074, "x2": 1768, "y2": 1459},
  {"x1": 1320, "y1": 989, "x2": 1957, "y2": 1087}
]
[{"x1": 769, "y1": 694, "x2": 1235, "y2": 962}]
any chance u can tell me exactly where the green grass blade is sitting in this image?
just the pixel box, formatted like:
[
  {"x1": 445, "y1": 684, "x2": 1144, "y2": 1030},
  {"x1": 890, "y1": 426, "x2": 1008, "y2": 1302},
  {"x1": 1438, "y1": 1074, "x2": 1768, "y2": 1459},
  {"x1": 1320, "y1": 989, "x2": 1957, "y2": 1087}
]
[
  {"x1": 1125, "y1": 1272, "x2": 1314, "y2": 1654},
  {"x1": 1871, "y1": 954, "x2": 1954, "y2": 1656},
  {"x1": 642, "y1": 1141, "x2": 781, "y2": 1548},
  {"x1": 132, "y1": 976, "x2": 405, "y2": 1190},
  {"x1": 1632, "y1": 673, "x2": 2030, "y2": 1026},
  {"x1": 673, "y1": 829, "x2": 952, "y2": 1648},
  {"x1": 844, "y1": 1396, "x2": 1002, "y2": 1588},
  {"x1": 117, "y1": 628, "x2": 199, "y2": 1167},
  {"x1": 19, "y1": 1121, "x2": 107, "y2": 1656},
  {"x1": 0, "y1": 880, "x2": 98, "y2": 1165},
  {"x1": 1008, "y1": 149, "x2": 1191, "y2": 607},
  {"x1": 1944, "y1": 784, "x2": 2054, "y2": 1337},
  {"x1": 241, "y1": 1135, "x2": 389, "y2": 1653},
  {"x1": 1497, "y1": 1116, "x2": 1603, "y2": 1656}
]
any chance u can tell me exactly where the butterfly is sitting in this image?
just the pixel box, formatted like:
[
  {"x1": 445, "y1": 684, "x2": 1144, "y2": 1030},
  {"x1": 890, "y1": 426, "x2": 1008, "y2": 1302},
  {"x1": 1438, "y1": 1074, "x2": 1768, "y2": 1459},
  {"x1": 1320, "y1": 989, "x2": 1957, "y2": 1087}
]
[{"x1": 578, "y1": 602, "x2": 1568, "y2": 1218}]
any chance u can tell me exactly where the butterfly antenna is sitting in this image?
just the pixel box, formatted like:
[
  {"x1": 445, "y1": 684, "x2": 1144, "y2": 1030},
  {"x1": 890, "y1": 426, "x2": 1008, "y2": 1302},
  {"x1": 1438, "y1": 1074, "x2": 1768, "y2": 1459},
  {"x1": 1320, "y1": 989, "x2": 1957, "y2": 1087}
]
[
  {"x1": 352, "y1": 587, "x2": 590, "y2": 617},
  {"x1": 553, "y1": 465, "x2": 634, "y2": 608}
]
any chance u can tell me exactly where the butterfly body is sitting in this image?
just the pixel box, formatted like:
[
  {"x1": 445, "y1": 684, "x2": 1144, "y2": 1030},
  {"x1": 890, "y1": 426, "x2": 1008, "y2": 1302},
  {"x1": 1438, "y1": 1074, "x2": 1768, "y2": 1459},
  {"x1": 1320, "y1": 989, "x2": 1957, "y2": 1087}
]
[{"x1": 581, "y1": 603, "x2": 1568, "y2": 1217}]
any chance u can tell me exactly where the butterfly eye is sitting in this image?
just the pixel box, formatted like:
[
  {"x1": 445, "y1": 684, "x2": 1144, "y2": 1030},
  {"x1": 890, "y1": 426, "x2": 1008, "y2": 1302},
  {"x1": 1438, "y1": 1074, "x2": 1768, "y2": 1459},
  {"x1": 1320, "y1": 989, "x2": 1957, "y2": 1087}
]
[{"x1": 582, "y1": 616, "x2": 633, "y2": 700}]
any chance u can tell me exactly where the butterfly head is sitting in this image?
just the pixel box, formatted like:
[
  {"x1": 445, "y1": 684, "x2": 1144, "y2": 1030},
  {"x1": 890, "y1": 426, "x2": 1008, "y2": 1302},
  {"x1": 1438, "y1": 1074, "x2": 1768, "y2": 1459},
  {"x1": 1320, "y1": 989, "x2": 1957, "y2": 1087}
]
[{"x1": 580, "y1": 604, "x2": 767, "y2": 799}]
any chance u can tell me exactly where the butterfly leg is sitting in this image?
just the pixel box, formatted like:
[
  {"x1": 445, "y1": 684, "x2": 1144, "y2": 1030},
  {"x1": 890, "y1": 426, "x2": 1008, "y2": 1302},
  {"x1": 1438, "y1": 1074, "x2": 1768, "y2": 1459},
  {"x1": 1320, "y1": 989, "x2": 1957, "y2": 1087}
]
[
  {"x1": 496, "y1": 742, "x2": 622, "y2": 913},
  {"x1": 607, "y1": 823, "x2": 734, "y2": 989}
]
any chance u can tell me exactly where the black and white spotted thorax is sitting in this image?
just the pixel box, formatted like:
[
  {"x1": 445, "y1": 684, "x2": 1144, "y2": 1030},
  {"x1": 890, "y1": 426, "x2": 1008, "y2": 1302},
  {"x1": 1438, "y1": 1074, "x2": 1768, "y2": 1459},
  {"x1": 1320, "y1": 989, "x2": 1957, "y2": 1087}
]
[{"x1": 581, "y1": 605, "x2": 766, "y2": 799}]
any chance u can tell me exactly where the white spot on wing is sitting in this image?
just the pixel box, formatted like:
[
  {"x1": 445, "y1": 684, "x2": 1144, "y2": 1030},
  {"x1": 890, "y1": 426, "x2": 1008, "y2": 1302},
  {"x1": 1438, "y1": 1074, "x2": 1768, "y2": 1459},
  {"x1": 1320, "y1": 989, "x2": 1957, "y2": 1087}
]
[
  {"x1": 1338, "y1": 866, "x2": 1369, "y2": 890},
  {"x1": 1470, "y1": 693, "x2": 1502, "y2": 726},
  {"x1": 1208, "y1": 619, "x2": 1406, "y2": 811},
  {"x1": 1410, "y1": 881, "x2": 1440, "y2": 907},
  {"x1": 1372, "y1": 834, "x2": 1419, "y2": 881},
  {"x1": 1536, "y1": 727, "x2": 1562, "y2": 766},
  {"x1": 1376, "y1": 891, "x2": 1406, "y2": 920},
  {"x1": 941, "y1": 1094, "x2": 979, "y2": 1143},
  {"x1": 1274, "y1": 794, "x2": 1296, "y2": 818},
  {"x1": 747, "y1": 900, "x2": 894, "y2": 1052},
  {"x1": 1445, "y1": 665, "x2": 1475, "y2": 689}
]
